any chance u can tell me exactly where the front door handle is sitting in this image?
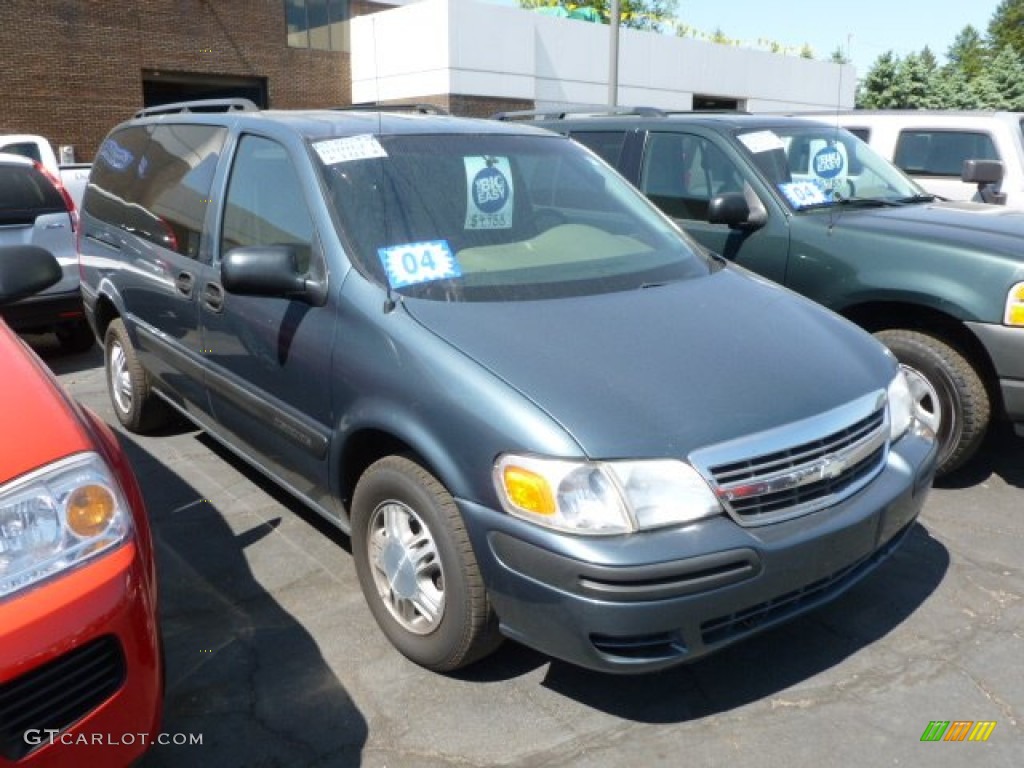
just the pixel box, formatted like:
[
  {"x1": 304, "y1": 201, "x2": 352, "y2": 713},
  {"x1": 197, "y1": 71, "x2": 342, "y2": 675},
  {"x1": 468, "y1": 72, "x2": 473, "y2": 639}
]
[{"x1": 203, "y1": 282, "x2": 225, "y2": 313}]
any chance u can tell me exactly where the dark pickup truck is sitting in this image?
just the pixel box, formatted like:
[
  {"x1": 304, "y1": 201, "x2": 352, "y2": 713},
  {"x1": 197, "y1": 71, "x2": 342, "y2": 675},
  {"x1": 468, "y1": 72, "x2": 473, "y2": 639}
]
[{"x1": 511, "y1": 110, "x2": 1024, "y2": 476}]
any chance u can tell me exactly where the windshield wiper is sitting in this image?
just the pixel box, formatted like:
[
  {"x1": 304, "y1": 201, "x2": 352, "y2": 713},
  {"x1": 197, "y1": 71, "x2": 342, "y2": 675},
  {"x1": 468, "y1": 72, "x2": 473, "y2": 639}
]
[
  {"x1": 894, "y1": 193, "x2": 939, "y2": 204},
  {"x1": 830, "y1": 193, "x2": 904, "y2": 208}
]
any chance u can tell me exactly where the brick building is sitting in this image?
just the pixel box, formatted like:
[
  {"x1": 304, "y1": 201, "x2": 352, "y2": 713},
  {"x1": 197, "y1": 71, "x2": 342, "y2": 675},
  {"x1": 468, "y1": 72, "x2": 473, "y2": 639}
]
[{"x1": 0, "y1": 0, "x2": 386, "y2": 162}]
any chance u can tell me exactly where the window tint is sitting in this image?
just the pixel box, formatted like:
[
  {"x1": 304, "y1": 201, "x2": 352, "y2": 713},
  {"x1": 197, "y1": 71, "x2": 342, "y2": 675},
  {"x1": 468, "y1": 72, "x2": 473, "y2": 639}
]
[
  {"x1": 846, "y1": 127, "x2": 870, "y2": 143},
  {"x1": 894, "y1": 130, "x2": 999, "y2": 177},
  {"x1": 640, "y1": 132, "x2": 743, "y2": 220},
  {"x1": 85, "y1": 124, "x2": 227, "y2": 258},
  {"x1": 0, "y1": 163, "x2": 65, "y2": 225},
  {"x1": 0, "y1": 142, "x2": 43, "y2": 164},
  {"x1": 571, "y1": 131, "x2": 627, "y2": 167},
  {"x1": 221, "y1": 135, "x2": 315, "y2": 274}
]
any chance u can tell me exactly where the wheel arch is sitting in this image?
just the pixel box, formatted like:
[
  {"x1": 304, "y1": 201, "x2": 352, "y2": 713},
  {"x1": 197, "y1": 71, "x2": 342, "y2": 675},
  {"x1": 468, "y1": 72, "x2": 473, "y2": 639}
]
[{"x1": 839, "y1": 300, "x2": 1001, "y2": 408}]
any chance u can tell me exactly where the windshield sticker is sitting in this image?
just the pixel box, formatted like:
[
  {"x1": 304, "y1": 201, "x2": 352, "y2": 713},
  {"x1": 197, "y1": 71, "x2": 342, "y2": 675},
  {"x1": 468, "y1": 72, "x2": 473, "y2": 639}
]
[
  {"x1": 779, "y1": 181, "x2": 828, "y2": 209},
  {"x1": 809, "y1": 143, "x2": 848, "y2": 197},
  {"x1": 737, "y1": 130, "x2": 786, "y2": 154},
  {"x1": 313, "y1": 135, "x2": 388, "y2": 165},
  {"x1": 378, "y1": 240, "x2": 461, "y2": 289},
  {"x1": 464, "y1": 156, "x2": 514, "y2": 230}
]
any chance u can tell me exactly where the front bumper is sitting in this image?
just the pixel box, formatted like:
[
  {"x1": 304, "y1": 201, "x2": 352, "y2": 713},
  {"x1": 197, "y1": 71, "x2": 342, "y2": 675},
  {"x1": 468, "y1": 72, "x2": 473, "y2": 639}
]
[
  {"x1": 0, "y1": 541, "x2": 163, "y2": 766},
  {"x1": 966, "y1": 321, "x2": 1024, "y2": 434},
  {"x1": 461, "y1": 428, "x2": 936, "y2": 674}
]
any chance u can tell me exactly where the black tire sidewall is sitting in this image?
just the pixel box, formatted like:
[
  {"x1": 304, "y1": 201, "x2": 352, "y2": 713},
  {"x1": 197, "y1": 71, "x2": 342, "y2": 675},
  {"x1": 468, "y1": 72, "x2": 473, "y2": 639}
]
[
  {"x1": 104, "y1": 319, "x2": 146, "y2": 430},
  {"x1": 876, "y1": 329, "x2": 987, "y2": 474},
  {"x1": 351, "y1": 457, "x2": 481, "y2": 672}
]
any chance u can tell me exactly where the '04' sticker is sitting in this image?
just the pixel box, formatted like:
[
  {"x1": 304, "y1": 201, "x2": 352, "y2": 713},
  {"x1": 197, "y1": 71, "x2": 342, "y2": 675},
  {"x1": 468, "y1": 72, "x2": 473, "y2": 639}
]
[{"x1": 378, "y1": 240, "x2": 461, "y2": 289}]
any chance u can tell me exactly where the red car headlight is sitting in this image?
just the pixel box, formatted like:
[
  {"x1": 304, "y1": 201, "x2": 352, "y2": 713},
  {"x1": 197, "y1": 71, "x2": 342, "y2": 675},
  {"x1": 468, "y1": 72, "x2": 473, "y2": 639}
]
[{"x1": 0, "y1": 452, "x2": 133, "y2": 599}]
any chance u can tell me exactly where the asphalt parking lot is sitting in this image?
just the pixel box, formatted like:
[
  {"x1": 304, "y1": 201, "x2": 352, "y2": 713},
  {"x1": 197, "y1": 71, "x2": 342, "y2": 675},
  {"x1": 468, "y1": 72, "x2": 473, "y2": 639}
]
[{"x1": 37, "y1": 339, "x2": 1022, "y2": 768}]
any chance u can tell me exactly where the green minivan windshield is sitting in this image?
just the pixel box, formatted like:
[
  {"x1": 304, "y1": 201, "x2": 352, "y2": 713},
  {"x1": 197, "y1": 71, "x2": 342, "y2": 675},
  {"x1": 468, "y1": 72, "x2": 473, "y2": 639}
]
[
  {"x1": 314, "y1": 133, "x2": 712, "y2": 301},
  {"x1": 734, "y1": 124, "x2": 925, "y2": 211}
]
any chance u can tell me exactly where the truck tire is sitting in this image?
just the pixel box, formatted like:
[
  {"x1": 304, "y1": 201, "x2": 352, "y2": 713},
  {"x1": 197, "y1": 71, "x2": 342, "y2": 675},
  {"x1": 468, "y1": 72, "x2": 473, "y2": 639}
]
[
  {"x1": 104, "y1": 319, "x2": 168, "y2": 432},
  {"x1": 351, "y1": 455, "x2": 501, "y2": 672},
  {"x1": 875, "y1": 329, "x2": 990, "y2": 476}
]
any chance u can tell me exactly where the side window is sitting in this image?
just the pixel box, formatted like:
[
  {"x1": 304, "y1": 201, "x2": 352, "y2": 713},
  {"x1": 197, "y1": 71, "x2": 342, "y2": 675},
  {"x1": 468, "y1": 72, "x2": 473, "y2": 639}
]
[
  {"x1": 85, "y1": 124, "x2": 227, "y2": 259},
  {"x1": 220, "y1": 135, "x2": 316, "y2": 274},
  {"x1": 894, "y1": 130, "x2": 999, "y2": 177},
  {"x1": 640, "y1": 132, "x2": 743, "y2": 220},
  {"x1": 570, "y1": 131, "x2": 627, "y2": 167},
  {"x1": 846, "y1": 128, "x2": 870, "y2": 143}
]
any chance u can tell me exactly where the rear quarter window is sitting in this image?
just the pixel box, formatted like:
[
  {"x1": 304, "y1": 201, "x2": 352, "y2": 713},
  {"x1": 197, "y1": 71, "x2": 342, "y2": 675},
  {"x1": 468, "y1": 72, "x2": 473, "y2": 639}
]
[
  {"x1": 893, "y1": 130, "x2": 999, "y2": 177},
  {"x1": 84, "y1": 123, "x2": 228, "y2": 258},
  {"x1": 0, "y1": 163, "x2": 65, "y2": 225}
]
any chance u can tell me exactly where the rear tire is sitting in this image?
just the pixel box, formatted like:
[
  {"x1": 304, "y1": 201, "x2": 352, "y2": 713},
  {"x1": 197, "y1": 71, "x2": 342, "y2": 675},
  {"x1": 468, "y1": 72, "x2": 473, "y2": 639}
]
[
  {"x1": 104, "y1": 319, "x2": 168, "y2": 432},
  {"x1": 55, "y1": 319, "x2": 95, "y2": 353},
  {"x1": 875, "y1": 329, "x2": 990, "y2": 476},
  {"x1": 351, "y1": 455, "x2": 501, "y2": 672}
]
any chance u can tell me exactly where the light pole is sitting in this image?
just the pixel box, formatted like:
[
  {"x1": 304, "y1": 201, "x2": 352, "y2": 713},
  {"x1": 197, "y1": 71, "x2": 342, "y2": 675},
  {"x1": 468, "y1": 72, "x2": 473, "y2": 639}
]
[{"x1": 608, "y1": 0, "x2": 620, "y2": 106}]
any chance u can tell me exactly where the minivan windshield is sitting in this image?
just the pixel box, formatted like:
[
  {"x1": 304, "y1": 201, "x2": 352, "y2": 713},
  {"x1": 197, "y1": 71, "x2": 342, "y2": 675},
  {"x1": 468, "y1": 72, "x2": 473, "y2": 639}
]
[
  {"x1": 734, "y1": 124, "x2": 926, "y2": 211},
  {"x1": 315, "y1": 133, "x2": 711, "y2": 301}
]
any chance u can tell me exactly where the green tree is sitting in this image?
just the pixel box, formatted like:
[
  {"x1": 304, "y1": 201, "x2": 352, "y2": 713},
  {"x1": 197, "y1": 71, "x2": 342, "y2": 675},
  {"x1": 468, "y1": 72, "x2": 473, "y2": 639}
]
[
  {"x1": 829, "y1": 46, "x2": 849, "y2": 64},
  {"x1": 933, "y1": 66, "x2": 983, "y2": 109},
  {"x1": 947, "y1": 25, "x2": 988, "y2": 79},
  {"x1": 988, "y1": 0, "x2": 1024, "y2": 57},
  {"x1": 988, "y1": 46, "x2": 1024, "y2": 108},
  {"x1": 519, "y1": 0, "x2": 678, "y2": 31},
  {"x1": 890, "y1": 52, "x2": 940, "y2": 108},
  {"x1": 857, "y1": 51, "x2": 901, "y2": 108}
]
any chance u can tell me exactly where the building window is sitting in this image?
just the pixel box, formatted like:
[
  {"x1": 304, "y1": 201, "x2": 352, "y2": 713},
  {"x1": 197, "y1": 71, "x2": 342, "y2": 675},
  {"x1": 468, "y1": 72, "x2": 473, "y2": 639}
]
[{"x1": 285, "y1": 0, "x2": 350, "y2": 52}]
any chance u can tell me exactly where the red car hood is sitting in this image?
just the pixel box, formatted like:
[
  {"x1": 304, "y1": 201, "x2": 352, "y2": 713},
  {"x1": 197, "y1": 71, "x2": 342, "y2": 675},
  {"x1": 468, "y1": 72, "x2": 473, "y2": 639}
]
[{"x1": 0, "y1": 324, "x2": 91, "y2": 482}]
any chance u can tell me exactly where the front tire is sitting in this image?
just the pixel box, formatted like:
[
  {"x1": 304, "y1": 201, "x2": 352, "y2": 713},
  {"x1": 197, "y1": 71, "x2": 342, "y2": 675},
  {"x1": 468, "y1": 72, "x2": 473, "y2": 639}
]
[
  {"x1": 351, "y1": 455, "x2": 501, "y2": 672},
  {"x1": 875, "y1": 329, "x2": 990, "y2": 476},
  {"x1": 104, "y1": 319, "x2": 168, "y2": 432}
]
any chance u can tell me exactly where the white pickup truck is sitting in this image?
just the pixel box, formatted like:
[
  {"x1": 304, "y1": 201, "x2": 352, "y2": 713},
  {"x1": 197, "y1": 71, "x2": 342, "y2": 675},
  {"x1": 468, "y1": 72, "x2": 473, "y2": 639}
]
[
  {"x1": 797, "y1": 111, "x2": 1024, "y2": 208},
  {"x1": 0, "y1": 134, "x2": 91, "y2": 208}
]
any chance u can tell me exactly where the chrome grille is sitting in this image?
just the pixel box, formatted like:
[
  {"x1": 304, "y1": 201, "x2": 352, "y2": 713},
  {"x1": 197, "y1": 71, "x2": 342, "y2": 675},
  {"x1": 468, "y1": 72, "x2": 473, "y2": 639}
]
[{"x1": 692, "y1": 392, "x2": 889, "y2": 527}]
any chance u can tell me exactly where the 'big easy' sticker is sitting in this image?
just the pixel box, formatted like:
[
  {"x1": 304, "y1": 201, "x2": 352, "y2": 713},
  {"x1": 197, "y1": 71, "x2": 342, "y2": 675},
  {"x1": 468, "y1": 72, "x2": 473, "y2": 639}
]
[
  {"x1": 313, "y1": 135, "x2": 388, "y2": 165},
  {"x1": 378, "y1": 240, "x2": 461, "y2": 289},
  {"x1": 465, "y1": 156, "x2": 514, "y2": 230},
  {"x1": 737, "y1": 130, "x2": 786, "y2": 154},
  {"x1": 778, "y1": 181, "x2": 827, "y2": 209},
  {"x1": 813, "y1": 145, "x2": 844, "y2": 178}
]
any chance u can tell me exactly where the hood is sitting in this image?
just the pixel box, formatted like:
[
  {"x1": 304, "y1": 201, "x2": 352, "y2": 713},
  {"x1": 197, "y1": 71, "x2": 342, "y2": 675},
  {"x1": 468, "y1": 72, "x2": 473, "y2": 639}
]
[
  {"x1": 0, "y1": 325, "x2": 90, "y2": 481},
  {"x1": 404, "y1": 268, "x2": 895, "y2": 459},
  {"x1": 831, "y1": 200, "x2": 1024, "y2": 261}
]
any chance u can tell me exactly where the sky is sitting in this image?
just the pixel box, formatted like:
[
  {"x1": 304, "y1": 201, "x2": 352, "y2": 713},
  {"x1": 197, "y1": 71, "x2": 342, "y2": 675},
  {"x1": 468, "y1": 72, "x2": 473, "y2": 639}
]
[
  {"x1": 655, "y1": 0, "x2": 1003, "y2": 75},
  {"x1": 485, "y1": 0, "x2": 1004, "y2": 77}
]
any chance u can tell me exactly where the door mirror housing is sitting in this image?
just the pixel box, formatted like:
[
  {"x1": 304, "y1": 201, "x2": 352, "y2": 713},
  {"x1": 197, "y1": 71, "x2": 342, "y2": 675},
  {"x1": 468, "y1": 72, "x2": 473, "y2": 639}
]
[
  {"x1": 962, "y1": 159, "x2": 1006, "y2": 205},
  {"x1": 0, "y1": 246, "x2": 61, "y2": 305},
  {"x1": 221, "y1": 246, "x2": 327, "y2": 306},
  {"x1": 707, "y1": 192, "x2": 766, "y2": 231}
]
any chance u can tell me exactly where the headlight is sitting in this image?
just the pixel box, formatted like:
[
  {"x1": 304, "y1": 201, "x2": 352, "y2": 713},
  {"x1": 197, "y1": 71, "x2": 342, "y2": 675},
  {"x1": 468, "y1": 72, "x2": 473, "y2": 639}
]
[
  {"x1": 887, "y1": 369, "x2": 914, "y2": 441},
  {"x1": 1005, "y1": 282, "x2": 1024, "y2": 326},
  {"x1": 493, "y1": 454, "x2": 722, "y2": 534},
  {"x1": 0, "y1": 452, "x2": 133, "y2": 599}
]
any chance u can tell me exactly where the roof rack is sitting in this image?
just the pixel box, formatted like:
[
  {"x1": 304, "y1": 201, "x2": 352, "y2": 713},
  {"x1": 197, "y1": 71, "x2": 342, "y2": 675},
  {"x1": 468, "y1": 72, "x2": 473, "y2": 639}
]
[
  {"x1": 493, "y1": 106, "x2": 666, "y2": 121},
  {"x1": 337, "y1": 103, "x2": 450, "y2": 115},
  {"x1": 134, "y1": 98, "x2": 260, "y2": 118}
]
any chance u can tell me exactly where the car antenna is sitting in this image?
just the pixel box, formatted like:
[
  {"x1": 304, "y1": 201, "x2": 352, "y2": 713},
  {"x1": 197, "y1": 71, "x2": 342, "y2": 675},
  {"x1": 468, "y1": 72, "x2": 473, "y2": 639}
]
[{"x1": 371, "y1": 16, "x2": 398, "y2": 315}]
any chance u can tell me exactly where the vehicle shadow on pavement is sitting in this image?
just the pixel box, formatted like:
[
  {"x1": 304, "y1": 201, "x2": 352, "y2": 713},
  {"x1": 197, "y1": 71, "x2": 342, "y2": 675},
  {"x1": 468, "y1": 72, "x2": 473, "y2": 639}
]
[
  {"x1": 509, "y1": 524, "x2": 949, "y2": 723},
  {"x1": 936, "y1": 421, "x2": 1024, "y2": 490},
  {"x1": 116, "y1": 434, "x2": 368, "y2": 768},
  {"x1": 22, "y1": 332, "x2": 104, "y2": 376}
]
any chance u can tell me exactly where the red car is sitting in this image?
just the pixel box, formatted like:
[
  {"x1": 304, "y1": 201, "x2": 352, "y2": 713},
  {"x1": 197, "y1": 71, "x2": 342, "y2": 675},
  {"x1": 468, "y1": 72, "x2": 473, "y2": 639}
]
[{"x1": 0, "y1": 246, "x2": 161, "y2": 766}]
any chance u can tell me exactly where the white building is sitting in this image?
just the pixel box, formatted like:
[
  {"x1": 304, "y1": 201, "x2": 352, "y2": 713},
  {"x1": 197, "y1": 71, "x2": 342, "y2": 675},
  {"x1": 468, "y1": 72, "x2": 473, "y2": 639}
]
[{"x1": 351, "y1": 0, "x2": 856, "y2": 115}]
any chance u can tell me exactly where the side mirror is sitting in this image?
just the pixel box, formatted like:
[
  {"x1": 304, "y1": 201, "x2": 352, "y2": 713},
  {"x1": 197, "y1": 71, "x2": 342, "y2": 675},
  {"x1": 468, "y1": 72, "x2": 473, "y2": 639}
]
[
  {"x1": 221, "y1": 246, "x2": 327, "y2": 306},
  {"x1": 708, "y1": 192, "x2": 765, "y2": 230},
  {"x1": 0, "y1": 246, "x2": 61, "y2": 305},
  {"x1": 962, "y1": 159, "x2": 1007, "y2": 205}
]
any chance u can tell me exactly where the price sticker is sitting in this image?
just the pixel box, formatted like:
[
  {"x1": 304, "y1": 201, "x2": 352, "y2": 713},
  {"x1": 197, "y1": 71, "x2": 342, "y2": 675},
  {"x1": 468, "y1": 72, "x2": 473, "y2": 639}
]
[
  {"x1": 778, "y1": 181, "x2": 828, "y2": 209},
  {"x1": 378, "y1": 240, "x2": 461, "y2": 289}
]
